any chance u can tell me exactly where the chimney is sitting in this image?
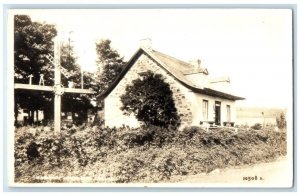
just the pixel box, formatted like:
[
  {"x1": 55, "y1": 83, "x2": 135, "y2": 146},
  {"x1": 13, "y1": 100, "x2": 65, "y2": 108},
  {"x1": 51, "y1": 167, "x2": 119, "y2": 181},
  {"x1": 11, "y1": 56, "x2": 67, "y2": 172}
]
[
  {"x1": 189, "y1": 59, "x2": 202, "y2": 68},
  {"x1": 140, "y1": 38, "x2": 152, "y2": 51}
]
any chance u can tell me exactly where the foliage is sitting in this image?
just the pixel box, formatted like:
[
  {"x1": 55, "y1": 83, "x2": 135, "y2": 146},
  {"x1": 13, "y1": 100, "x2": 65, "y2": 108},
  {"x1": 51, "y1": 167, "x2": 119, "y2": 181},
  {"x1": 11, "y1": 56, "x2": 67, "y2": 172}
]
[
  {"x1": 14, "y1": 125, "x2": 287, "y2": 183},
  {"x1": 276, "y1": 112, "x2": 287, "y2": 129},
  {"x1": 251, "y1": 123, "x2": 262, "y2": 130},
  {"x1": 14, "y1": 15, "x2": 57, "y2": 123},
  {"x1": 14, "y1": 15, "x2": 57, "y2": 85},
  {"x1": 14, "y1": 15, "x2": 94, "y2": 124},
  {"x1": 120, "y1": 71, "x2": 181, "y2": 128},
  {"x1": 94, "y1": 39, "x2": 126, "y2": 95},
  {"x1": 59, "y1": 41, "x2": 94, "y2": 124}
]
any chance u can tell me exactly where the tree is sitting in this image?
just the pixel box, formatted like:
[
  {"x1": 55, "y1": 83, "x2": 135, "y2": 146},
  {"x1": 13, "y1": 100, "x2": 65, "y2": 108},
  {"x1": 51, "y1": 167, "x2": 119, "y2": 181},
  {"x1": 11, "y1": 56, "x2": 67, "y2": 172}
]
[
  {"x1": 14, "y1": 15, "x2": 94, "y2": 125},
  {"x1": 95, "y1": 39, "x2": 126, "y2": 94},
  {"x1": 14, "y1": 15, "x2": 57, "y2": 123},
  {"x1": 120, "y1": 71, "x2": 180, "y2": 128},
  {"x1": 276, "y1": 112, "x2": 287, "y2": 130},
  {"x1": 14, "y1": 15, "x2": 57, "y2": 85},
  {"x1": 59, "y1": 41, "x2": 94, "y2": 125}
]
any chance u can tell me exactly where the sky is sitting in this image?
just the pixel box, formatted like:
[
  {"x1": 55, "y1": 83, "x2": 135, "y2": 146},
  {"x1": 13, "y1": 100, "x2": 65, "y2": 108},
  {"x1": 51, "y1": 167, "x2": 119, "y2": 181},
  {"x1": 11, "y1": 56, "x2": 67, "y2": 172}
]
[{"x1": 10, "y1": 9, "x2": 293, "y2": 108}]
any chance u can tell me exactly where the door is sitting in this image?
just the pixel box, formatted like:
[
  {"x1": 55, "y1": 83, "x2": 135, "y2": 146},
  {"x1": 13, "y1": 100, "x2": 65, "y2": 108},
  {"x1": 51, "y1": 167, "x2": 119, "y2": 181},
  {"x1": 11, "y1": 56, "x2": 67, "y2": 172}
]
[{"x1": 215, "y1": 101, "x2": 221, "y2": 125}]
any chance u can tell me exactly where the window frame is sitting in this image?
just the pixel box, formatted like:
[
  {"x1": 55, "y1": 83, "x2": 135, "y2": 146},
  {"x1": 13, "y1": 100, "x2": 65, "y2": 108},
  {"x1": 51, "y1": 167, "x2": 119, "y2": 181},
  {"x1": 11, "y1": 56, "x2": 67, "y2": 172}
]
[
  {"x1": 226, "y1": 104, "x2": 231, "y2": 122},
  {"x1": 202, "y1": 99, "x2": 209, "y2": 121}
]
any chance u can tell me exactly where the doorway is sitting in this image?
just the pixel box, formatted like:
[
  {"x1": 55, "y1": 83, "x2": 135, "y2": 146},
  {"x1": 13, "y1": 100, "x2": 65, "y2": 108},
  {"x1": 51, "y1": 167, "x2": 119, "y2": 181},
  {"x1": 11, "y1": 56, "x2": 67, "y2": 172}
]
[{"x1": 215, "y1": 101, "x2": 221, "y2": 125}]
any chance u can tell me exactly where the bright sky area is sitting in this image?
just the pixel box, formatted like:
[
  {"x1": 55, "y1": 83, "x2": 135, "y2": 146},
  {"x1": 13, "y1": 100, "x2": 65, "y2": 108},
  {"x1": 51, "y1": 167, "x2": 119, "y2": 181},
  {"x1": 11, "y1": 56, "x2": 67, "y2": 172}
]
[{"x1": 12, "y1": 9, "x2": 293, "y2": 108}]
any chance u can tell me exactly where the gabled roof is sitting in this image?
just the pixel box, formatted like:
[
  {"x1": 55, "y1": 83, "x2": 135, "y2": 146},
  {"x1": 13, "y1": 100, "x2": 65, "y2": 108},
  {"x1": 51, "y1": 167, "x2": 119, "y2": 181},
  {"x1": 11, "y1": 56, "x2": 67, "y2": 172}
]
[
  {"x1": 98, "y1": 48, "x2": 245, "y2": 101},
  {"x1": 152, "y1": 51, "x2": 209, "y2": 75}
]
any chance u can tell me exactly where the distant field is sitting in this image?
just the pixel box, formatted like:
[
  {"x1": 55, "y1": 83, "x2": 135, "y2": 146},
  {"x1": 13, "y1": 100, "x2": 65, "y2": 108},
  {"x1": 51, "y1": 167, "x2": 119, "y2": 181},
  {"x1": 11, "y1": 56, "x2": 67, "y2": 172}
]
[{"x1": 235, "y1": 107, "x2": 286, "y2": 126}]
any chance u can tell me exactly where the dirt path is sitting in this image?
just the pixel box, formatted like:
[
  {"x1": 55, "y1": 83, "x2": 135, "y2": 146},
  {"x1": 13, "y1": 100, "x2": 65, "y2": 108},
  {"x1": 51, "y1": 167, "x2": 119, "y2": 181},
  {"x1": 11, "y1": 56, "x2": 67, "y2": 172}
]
[{"x1": 169, "y1": 156, "x2": 293, "y2": 187}]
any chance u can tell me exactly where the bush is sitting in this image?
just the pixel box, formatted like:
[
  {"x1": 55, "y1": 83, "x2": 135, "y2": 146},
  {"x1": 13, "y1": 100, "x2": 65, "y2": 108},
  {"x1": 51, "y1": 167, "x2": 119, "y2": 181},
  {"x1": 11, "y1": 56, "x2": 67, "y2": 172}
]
[
  {"x1": 14, "y1": 125, "x2": 287, "y2": 183},
  {"x1": 120, "y1": 71, "x2": 181, "y2": 128},
  {"x1": 276, "y1": 112, "x2": 287, "y2": 129},
  {"x1": 251, "y1": 123, "x2": 262, "y2": 130}
]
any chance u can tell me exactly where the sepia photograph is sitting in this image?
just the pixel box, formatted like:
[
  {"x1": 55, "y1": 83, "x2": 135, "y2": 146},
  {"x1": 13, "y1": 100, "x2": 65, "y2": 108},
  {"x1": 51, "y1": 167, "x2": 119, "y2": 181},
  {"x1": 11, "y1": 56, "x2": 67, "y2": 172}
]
[{"x1": 6, "y1": 8, "x2": 294, "y2": 187}]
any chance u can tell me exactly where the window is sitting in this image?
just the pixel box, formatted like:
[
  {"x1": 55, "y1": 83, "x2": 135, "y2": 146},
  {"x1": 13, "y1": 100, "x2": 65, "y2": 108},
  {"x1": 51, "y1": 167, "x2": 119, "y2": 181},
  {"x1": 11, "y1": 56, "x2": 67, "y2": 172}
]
[
  {"x1": 202, "y1": 100, "x2": 208, "y2": 120},
  {"x1": 226, "y1": 105, "x2": 231, "y2": 122}
]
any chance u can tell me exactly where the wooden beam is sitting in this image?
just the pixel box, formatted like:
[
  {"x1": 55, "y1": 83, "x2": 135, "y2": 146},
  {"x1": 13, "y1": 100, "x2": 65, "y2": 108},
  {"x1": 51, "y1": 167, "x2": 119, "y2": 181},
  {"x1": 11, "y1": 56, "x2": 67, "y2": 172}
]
[
  {"x1": 54, "y1": 37, "x2": 61, "y2": 134},
  {"x1": 15, "y1": 84, "x2": 95, "y2": 94},
  {"x1": 14, "y1": 84, "x2": 53, "y2": 91},
  {"x1": 14, "y1": 37, "x2": 96, "y2": 135},
  {"x1": 64, "y1": 88, "x2": 95, "y2": 94},
  {"x1": 54, "y1": 94, "x2": 61, "y2": 134}
]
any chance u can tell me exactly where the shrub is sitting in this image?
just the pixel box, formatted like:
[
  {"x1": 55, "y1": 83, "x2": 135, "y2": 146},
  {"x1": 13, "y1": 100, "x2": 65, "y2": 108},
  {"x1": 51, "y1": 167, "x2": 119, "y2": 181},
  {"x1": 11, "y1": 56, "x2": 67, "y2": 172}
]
[
  {"x1": 14, "y1": 125, "x2": 287, "y2": 183},
  {"x1": 276, "y1": 112, "x2": 287, "y2": 129},
  {"x1": 120, "y1": 71, "x2": 181, "y2": 128},
  {"x1": 251, "y1": 123, "x2": 262, "y2": 130},
  {"x1": 110, "y1": 150, "x2": 147, "y2": 183}
]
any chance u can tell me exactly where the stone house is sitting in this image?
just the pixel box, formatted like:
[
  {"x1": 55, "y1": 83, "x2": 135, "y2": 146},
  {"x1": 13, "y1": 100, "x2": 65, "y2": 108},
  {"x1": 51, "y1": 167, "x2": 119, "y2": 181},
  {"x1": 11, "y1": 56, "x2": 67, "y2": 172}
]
[{"x1": 98, "y1": 42, "x2": 244, "y2": 128}]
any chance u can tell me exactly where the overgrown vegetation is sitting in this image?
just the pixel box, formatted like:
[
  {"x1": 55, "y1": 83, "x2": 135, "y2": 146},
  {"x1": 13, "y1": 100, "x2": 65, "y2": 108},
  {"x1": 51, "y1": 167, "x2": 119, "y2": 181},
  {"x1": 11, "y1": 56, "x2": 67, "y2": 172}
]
[
  {"x1": 14, "y1": 125, "x2": 286, "y2": 183},
  {"x1": 120, "y1": 71, "x2": 180, "y2": 128},
  {"x1": 276, "y1": 112, "x2": 287, "y2": 129},
  {"x1": 95, "y1": 39, "x2": 126, "y2": 95},
  {"x1": 251, "y1": 123, "x2": 262, "y2": 130}
]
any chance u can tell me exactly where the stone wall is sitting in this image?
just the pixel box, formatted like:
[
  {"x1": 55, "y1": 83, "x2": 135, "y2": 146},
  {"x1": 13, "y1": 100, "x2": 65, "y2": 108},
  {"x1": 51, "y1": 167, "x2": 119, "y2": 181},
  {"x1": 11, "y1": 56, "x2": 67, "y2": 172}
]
[{"x1": 105, "y1": 53, "x2": 193, "y2": 128}]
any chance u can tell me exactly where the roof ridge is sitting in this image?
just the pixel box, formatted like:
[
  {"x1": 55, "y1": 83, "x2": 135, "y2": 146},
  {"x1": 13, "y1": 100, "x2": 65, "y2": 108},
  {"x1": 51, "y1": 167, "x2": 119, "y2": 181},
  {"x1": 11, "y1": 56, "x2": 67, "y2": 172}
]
[{"x1": 152, "y1": 49, "x2": 194, "y2": 68}]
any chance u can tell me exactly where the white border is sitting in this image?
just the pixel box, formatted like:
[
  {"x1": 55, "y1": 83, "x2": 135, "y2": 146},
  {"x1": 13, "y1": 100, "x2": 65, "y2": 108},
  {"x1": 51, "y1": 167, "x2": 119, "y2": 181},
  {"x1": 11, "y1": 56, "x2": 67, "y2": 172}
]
[{"x1": 1, "y1": 0, "x2": 299, "y2": 193}]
